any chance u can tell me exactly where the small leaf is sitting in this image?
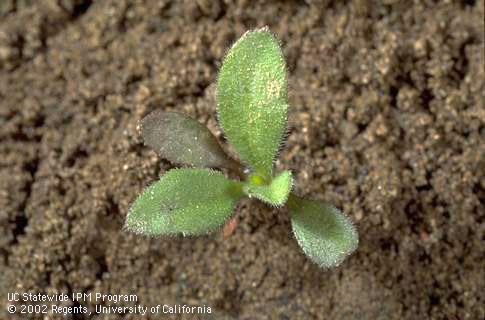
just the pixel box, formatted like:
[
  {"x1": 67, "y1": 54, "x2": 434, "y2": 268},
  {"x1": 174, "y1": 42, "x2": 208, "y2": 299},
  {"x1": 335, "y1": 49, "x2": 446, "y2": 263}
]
[
  {"x1": 125, "y1": 168, "x2": 244, "y2": 236},
  {"x1": 243, "y1": 170, "x2": 292, "y2": 206},
  {"x1": 217, "y1": 27, "x2": 288, "y2": 179},
  {"x1": 288, "y1": 195, "x2": 358, "y2": 268},
  {"x1": 140, "y1": 110, "x2": 235, "y2": 169}
]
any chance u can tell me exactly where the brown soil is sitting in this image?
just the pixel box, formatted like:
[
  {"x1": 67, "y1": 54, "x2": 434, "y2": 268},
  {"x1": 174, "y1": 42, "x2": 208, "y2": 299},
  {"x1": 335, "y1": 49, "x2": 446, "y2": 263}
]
[{"x1": 1, "y1": 1, "x2": 484, "y2": 319}]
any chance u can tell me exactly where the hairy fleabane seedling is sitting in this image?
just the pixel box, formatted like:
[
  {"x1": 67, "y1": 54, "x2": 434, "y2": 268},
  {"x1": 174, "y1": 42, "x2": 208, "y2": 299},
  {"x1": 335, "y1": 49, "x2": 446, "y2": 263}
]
[{"x1": 125, "y1": 27, "x2": 358, "y2": 268}]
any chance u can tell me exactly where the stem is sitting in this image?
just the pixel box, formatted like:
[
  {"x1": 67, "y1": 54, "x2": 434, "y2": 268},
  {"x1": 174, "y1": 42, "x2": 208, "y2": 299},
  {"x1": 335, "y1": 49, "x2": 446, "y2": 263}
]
[
  {"x1": 226, "y1": 157, "x2": 246, "y2": 181},
  {"x1": 287, "y1": 193, "x2": 302, "y2": 211}
]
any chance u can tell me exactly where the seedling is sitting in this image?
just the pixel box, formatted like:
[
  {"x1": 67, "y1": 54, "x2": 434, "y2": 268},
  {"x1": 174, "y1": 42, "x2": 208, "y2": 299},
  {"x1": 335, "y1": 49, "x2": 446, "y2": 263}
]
[{"x1": 125, "y1": 28, "x2": 358, "y2": 268}]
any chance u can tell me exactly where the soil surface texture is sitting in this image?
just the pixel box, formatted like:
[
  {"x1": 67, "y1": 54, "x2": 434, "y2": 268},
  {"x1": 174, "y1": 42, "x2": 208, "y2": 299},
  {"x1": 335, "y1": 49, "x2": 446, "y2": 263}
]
[{"x1": 0, "y1": 1, "x2": 484, "y2": 319}]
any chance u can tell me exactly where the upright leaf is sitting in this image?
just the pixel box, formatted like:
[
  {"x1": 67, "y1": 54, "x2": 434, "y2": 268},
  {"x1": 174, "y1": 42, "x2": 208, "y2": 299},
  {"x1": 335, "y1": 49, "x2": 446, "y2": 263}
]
[
  {"x1": 288, "y1": 195, "x2": 358, "y2": 268},
  {"x1": 243, "y1": 170, "x2": 292, "y2": 206},
  {"x1": 217, "y1": 27, "x2": 288, "y2": 179},
  {"x1": 140, "y1": 110, "x2": 235, "y2": 169},
  {"x1": 125, "y1": 168, "x2": 244, "y2": 236}
]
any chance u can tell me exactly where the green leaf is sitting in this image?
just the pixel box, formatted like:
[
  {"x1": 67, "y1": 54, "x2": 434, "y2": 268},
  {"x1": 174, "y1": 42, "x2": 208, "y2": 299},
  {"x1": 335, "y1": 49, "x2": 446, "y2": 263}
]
[
  {"x1": 288, "y1": 195, "x2": 358, "y2": 268},
  {"x1": 140, "y1": 110, "x2": 236, "y2": 169},
  {"x1": 217, "y1": 27, "x2": 288, "y2": 179},
  {"x1": 243, "y1": 170, "x2": 292, "y2": 206},
  {"x1": 125, "y1": 168, "x2": 244, "y2": 236}
]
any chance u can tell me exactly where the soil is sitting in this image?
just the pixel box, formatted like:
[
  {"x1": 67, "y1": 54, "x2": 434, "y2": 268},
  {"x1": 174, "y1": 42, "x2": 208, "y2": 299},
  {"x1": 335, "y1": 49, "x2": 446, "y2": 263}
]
[{"x1": 0, "y1": 1, "x2": 484, "y2": 319}]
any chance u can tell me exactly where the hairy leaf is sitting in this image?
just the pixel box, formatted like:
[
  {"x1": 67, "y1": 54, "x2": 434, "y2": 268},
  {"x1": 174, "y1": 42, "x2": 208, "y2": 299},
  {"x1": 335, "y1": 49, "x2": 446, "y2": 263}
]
[
  {"x1": 140, "y1": 110, "x2": 235, "y2": 169},
  {"x1": 217, "y1": 27, "x2": 288, "y2": 179},
  {"x1": 288, "y1": 195, "x2": 358, "y2": 268},
  {"x1": 243, "y1": 170, "x2": 292, "y2": 206},
  {"x1": 125, "y1": 168, "x2": 244, "y2": 236}
]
